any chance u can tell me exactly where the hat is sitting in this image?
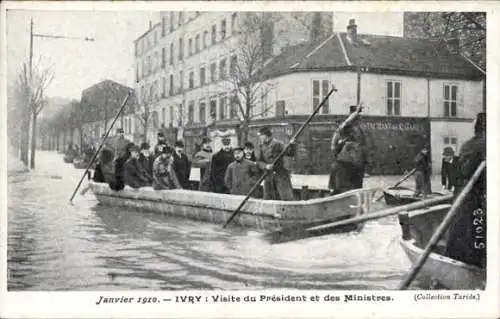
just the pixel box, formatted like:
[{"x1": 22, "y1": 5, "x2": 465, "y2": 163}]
[
  {"x1": 221, "y1": 138, "x2": 231, "y2": 146},
  {"x1": 233, "y1": 146, "x2": 244, "y2": 152},
  {"x1": 258, "y1": 127, "x2": 272, "y2": 137},
  {"x1": 474, "y1": 112, "x2": 486, "y2": 134},
  {"x1": 244, "y1": 142, "x2": 254, "y2": 149},
  {"x1": 140, "y1": 142, "x2": 150, "y2": 150},
  {"x1": 201, "y1": 136, "x2": 211, "y2": 144},
  {"x1": 161, "y1": 145, "x2": 173, "y2": 154},
  {"x1": 174, "y1": 140, "x2": 185, "y2": 148},
  {"x1": 349, "y1": 105, "x2": 358, "y2": 114},
  {"x1": 116, "y1": 128, "x2": 124, "y2": 133},
  {"x1": 157, "y1": 132, "x2": 165, "y2": 138},
  {"x1": 129, "y1": 144, "x2": 140, "y2": 153},
  {"x1": 442, "y1": 147, "x2": 455, "y2": 156}
]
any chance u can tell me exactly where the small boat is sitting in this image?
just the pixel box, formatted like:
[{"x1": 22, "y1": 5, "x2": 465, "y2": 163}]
[
  {"x1": 89, "y1": 181, "x2": 377, "y2": 231},
  {"x1": 398, "y1": 204, "x2": 486, "y2": 290},
  {"x1": 384, "y1": 186, "x2": 447, "y2": 206},
  {"x1": 63, "y1": 154, "x2": 75, "y2": 163}
]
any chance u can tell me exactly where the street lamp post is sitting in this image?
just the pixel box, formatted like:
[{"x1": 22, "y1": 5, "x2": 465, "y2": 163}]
[{"x1": 26, "y1": 17, "x2": 94, "y2": 169}]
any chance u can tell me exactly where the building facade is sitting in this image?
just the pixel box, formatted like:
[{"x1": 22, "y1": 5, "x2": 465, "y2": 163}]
[{"x1": 134, "y1": 12, "x2": 484, "y2": 175}]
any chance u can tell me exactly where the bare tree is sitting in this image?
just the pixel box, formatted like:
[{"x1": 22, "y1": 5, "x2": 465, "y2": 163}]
[
  {"x1": 225, "y1": 12, "x2": 279, "y2": 143},
  {"x1": 135, "y1": 85, "x2": 158, "y2": 143},
  {"x1": 16, "y1": 58, "x2": 55, "y2": 169}
]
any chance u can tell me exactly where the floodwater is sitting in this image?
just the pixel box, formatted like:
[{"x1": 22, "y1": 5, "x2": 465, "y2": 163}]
[{"x1": 7, "y1": 151, "x2": 415, "y2": 291}]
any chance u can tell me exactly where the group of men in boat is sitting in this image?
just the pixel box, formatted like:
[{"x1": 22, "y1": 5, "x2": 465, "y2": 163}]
[{"x1": 92, "y1": 126, "x2": 298, "y2": 200}]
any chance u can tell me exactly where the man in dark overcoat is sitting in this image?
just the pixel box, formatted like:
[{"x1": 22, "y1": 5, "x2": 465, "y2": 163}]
[
  {"x1": 172, "y1": 140, "x2": 192, "y2": 189},
  {"x1": 209, "y1": 138, "x2": 235, "y2": 194},
  {"x1": 441, "y1": 146, "x2": 459, "y2": 192},
  {"x1": 224, "y1": 146, "x2": 261, "y2": 196}
]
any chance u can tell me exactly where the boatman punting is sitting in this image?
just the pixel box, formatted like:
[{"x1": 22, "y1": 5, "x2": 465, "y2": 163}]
[
  {"x1": 329, "y1": 105, "x2": 367, "y2": 195},
  {"x1": 209, "y1": 138, "x2": 235, "y2": 194},
  {"x1": 112, "y1": 128, "x2": 132, "y2": 160},
  {"x1": 256, "y1": 126, "x2": 295, "y2": 201},
  {"x1": 445, "y1": 112, "x2": 486, "y2": 269}
]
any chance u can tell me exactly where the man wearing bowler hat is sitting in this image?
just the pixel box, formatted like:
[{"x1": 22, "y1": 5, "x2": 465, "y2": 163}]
[
  {"x1": 441, "y1": 146, "x2": 459, "y2": 192},
  {"x1": 257, "y1": 126, "x2": 295, "y2": 201},
  {"x1": 172, "y1": 140, "x2": 191, "y2": 188},
  {"x1": 209, "y1": 137, "x2": 235, "y2": 194},
  {"x1": 112, "y1": 127, "x2": 132, "y2": 160}
]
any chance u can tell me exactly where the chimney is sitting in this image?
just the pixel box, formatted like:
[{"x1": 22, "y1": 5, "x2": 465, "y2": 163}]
[
  {"x1": 347, "y1": 19, "x2": 357, "y2": 43},
  {"x1": 445, "y1": 33, "x2": 460, "y2": 55}
]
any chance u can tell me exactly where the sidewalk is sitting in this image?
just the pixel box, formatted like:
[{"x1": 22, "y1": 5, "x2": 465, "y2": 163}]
[{"x1": 7, "y1": 147, "x2": 29, "y2": 174}]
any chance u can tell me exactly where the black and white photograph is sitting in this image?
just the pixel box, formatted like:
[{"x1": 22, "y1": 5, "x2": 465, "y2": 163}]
[{"x1": 1, "y1": 2, "x2": 498, "y2": 318}]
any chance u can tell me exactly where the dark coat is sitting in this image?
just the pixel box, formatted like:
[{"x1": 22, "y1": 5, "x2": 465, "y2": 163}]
[
  {"x1": 152, "y1": 156, "x2": 182, "y2": 190},
  {"x1": 139, "y1": 153, "x2": 155, "y2": 182},
  {"x1": 441, "y1": 156, "x2": 459, "y2": 190},
  {"x1": 193, "y1": 148, "x2": 212, "y2": 189},
  {"x1": 123, "y1": 157, "x2": 151, "y2": 188},
  {"x1": 173, "y1": 151, "x2": 191, "y2": 188},
  {"x1": 257, "y1": 138, "x2": 295, "y2": 201},
  {"x1": 446, "y1": 135, "x2": 486, "y2": 268},
  {"x1": 224, "y1": 158, "x2": 261, "y2": 195},
  {"x1": 210, "y1": 149, "x2": 235, "y2": 194},
  {"x1": 111, "y1": 136, "x2": 132, "y2": 159},
  {"x1": 109, "y1": 155, "x2": 128, "y2": 191},
  {"x1": 414, "y1": 151, "x2": 432, "y2": 195}
]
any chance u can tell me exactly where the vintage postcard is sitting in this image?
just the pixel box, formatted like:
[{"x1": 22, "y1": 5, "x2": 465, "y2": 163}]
[{"x1": 1, "y1": 1, "x2": 498, "y2": 318}]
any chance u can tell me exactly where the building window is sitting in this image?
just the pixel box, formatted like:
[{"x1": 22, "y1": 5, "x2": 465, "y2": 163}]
[
  {"x1": 169, "y1": 106, "x2": 174, "y2": 126},
  {"x1": 169, "y1": 43, "x2": 174, "y2": 65},
  {"x1": 230, "y1": 95, "x2": 239, "y2": 119},
  {"x1": 189, "y1": 71, "x2": 194, "y2": 89},
  {"x1": 162, "y1": 16, "x2": 167, "y2": 36},
  {"x1": 387, "y1": 81, "x2": 401, "y2": 115},
  {"x1": 312, "y1": 80, "x2": 330, "y2": 114},
  {"x1": 220, "y1": 58, "x2": 227, "y2": 80},
  {"x1": 178, "y1": 12, "x2": 183, "y2": 26},
  {"x1": 169, "y1": 74, "x2": 174, "y2": 95},
  {"x1": 230, "y1": 55, "x2": 237, "y2": 75},
  {"x1": 210, "y1": 99, "x2": 217, "y2": 119},
  {"x1": 203, "y1": 30, "x2": 208, "y2": 48},
  {"x1": 443, "y1": 136, "x2": 458, "y2": 153},
  {"x1": 135, "y1": 63, "x2": 139, "y2": 82},
  {"x1": 162, "y1": 107, "x2": 166, "y2": 127},
  {"x1": 444, "y1": 84, "x2": 458, "y2": 117},
  {"x1": 162, "y1": 76, "x2": 167, "y2": 97},
  {"x1": 211, "y1": 24, "x2": 217, "y2": 45},
  {"x1": 231, "y1": 13, "x2": 238, "y2": 35},
  {"x1": 200, "y1": 66, "x2": 206, "y2": 86},
  {"x1": 162, "y1": 47, "x2": 166, "y2": 68},
  {"x1": 199, "y1": 101, "x2": 206, "y2": 124},
  {"x1": 195, "y1": 34, "x2": 200, "y2": 52},
  {"x1": 210, "y1": 62, "x2": 217, "y2": 83},
  {"x1": 276, "y1": 100, "x2": 286, "y2": 118},
  {"x1": 169, "y1": 12, "x2": 174, "y2": 32},
  {"x1": 221, "y1": 19, "x2": 227, "y2": 39},
  {"x1": 178, "y1": 37, "x2": 183, "y2": 61},
  {"x1": 179, "y1": 70, "x2": 184, "y2": 91},
  {"x1": 188, "y1": 101, "x2": 194, "y2": 123},
  {"x1": 219, "y1": 96, "x2": 226, "y2": 120},
  {"x1": 188, "y1": 38, "x2": 193, "y2": 56}
]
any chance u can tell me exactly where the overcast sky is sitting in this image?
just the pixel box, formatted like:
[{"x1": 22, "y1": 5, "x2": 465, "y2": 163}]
[{"x1": 6, "y1": 9, "x2": 403, "y2": 100}]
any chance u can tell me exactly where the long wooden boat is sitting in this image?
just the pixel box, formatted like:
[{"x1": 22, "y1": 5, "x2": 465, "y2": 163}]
[
  {"x1": 398, "y1": 204, "x2": 486, "y2": 290},
  {"x1": 384, "y1": 186, "x2": 447, "y2": 206},
  {"x1": 89, "y1": 181, "x2": 377, "y2": 231}
]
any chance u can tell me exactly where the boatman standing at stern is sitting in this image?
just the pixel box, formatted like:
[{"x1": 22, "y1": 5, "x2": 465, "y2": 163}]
[
  {"x1": 257, "y1": 127, "x2": 295, "y2": 201},
  {"x1": 446, "y1": 112, "x2": 486, "y2": 269},
  {"x1": 112, "y1": 128, "x2": 131, "y2": 160}
]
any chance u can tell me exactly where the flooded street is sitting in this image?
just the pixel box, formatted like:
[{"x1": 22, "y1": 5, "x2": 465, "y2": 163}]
[{"x1": 8, "y1": 151, "x2": 415, "y2": 291}]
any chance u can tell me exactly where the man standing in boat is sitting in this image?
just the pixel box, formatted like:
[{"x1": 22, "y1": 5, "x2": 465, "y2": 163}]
[
  {"x1": 329, "y1": 105, "x2": 367, "y2": 194},
  {"x1": 257, "y1": 127, "x2": 295, "y2": 201},
  {"x1": 192, "y1": 136, "x2": 213, "y2": 191},
  {"x1": 446, "y1": 112, "x2": 486, "y2": 269},
  {"x1": 172, "y1": 140, "x2": 191, "y2": 189},
  {"x1": 209, "y1": 137, "x2": 235, "y2": 194},
  {"x1": 111, "y1": 128, "x2": 131, "y2": 160},
  {"x1": 154, "y1": 132, "x2": 169, "y2": 158},
  {"x1": 224, "y1": 146, "x2": 261, "y2": 196}
]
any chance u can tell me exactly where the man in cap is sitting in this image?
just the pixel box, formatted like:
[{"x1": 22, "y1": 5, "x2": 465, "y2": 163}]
[
  {"x1": 441, "y1": 146, "x2": 458, "y2": 192},
  {"x1": 154, "y1": 132, "x2": 169, "y2": 158},
  {"x1": 193, "y1": 136, "x2": 213, "y2": 191},
  {"x1": 112, "y1": 127, "x2": 132, "y2": 160},
  {"x1": 446, "y1": 112, "x2": 486, "y2": 268},
  {"x1": 224, "y1": 146, "x2": 261, "y2": 196},
  {"x1": 256, "y1": 126, "x2": 295, "y2": 201},
  {"x1": 123, "y1": 144, "x2": 152, "y2": 188},
  {"x1": 209, "y1": 137, "x2": 235, "y2": 194},
  {"x1": 329, "y1": 105, "x2": 367, "y2": 194},
  {"x1": 172, "y1": 140, "x2": 191, "y2": 188}
]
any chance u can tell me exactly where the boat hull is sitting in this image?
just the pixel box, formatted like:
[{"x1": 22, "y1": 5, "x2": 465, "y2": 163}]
[
  {"x1": 398, "y1": 204, "x2": 485, "y2": 290},
  {"x1": 89, "y1": 181, "x2": 376, "y2": 231},
  {"x1": 384, "y1": 187, "x2": 447, "y2": 206}
]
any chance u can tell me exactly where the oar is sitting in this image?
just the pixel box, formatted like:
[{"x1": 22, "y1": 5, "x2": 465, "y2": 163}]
[
  {"x1": 373, "y1": 168, "x2": 417, "y2": 202},
  {"x1": 222, "y1": 85, "x2": 338, "y2": 228},
  {"x1": 398, "y1": 160, "x2": 486, "y2": 290},
  {"x1": 263, "y1": 193, "x2": 454, "y2": 244},
  {"x1": 69, "y1": 91, "x2": 132, "y2": 203}
]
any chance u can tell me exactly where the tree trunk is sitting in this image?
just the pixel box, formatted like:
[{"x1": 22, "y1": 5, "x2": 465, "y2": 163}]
[
  {"x1": 30, "y1": 113, "x2": 37, "y2": 169},
  {"x1": 20, "y1": 116, "x2": 30, "y2": 166},
  {"x1": 240, "y1": 118, "x2": 250, "y2": 144}
]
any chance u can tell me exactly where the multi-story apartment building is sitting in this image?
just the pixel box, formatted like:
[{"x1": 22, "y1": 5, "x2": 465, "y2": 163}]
[{"x1": 134, "y1": 12, "x2": 484, "y2": 175}]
